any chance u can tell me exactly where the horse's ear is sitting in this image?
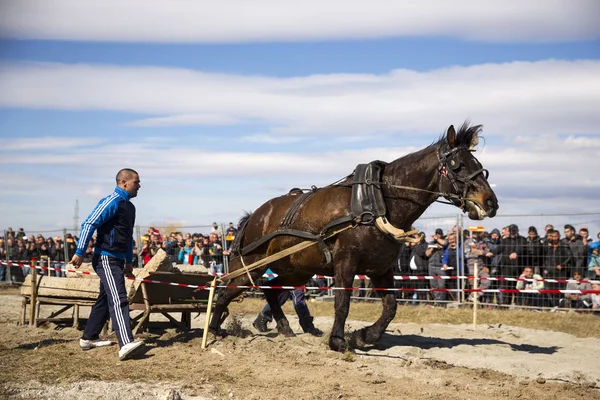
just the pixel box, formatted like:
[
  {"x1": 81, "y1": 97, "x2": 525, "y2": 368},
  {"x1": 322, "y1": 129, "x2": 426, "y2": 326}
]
[
  {"x1": 446, "y1": 125, "x2": 456, "y2": 148},
  {"x1": 468, "y1": 132, "x2": 479, "y2": 150}
]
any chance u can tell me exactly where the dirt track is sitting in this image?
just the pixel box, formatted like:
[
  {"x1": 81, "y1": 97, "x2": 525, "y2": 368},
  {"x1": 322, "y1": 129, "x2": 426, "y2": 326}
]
[{"x1": 1, "y1": 292, "x2": 599, "y2": 400}]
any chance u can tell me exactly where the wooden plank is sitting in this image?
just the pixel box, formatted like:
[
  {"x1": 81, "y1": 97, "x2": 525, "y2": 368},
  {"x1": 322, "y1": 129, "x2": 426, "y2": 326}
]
[{"x1": 21, "y1": 275, "x2": 100, "y2": 300}]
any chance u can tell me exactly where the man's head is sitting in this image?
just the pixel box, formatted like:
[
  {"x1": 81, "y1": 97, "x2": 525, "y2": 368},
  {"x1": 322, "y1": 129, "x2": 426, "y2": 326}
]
[
  {"x1": 548, "y1": 229, "x2": 560, "y2": 244},
  {"x1": 522, "y1": 266, "x2": 533, "y2": 278},
  {"x1": 209, "y1": 233, "x2": 218, "y2": 243},
  {"x1": 435, "y1": 228, "x2": 444, "y2": 238},
  {"x1": 508, "y1": 224, "x2": 519, "y2": 237},
  {"x1": 579, "y1": 227, "x2": 589, "y2": 239},
  {"x1": 564, "y1": 224, "x2": 575, "y2": 240},
  {"x1": 447, "y1": 233, "x2": 456, "y2": 247},
  {"x1": 116, "y1": 168, "x2": 140, "y2": 198},
  {"x1": 528, "y1": 226, "x2": 538, "y2": 240}
]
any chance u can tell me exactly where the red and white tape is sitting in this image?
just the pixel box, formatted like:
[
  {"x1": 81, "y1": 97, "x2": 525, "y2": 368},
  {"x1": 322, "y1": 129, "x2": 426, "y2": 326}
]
[{"x1": 2, "y1": 261, "x2": 599, "y2": 294}]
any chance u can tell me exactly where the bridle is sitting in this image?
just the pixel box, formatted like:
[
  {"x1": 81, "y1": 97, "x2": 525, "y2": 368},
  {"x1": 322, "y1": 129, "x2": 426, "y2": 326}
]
[{"x1": 435, "y1": 145, "x2": 489, "y2": 212}]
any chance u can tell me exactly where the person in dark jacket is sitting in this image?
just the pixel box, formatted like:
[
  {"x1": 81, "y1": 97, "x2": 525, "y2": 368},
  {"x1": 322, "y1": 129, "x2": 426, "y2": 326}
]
[
  {"x1": 525, "y1": 226, "x2": 545, "y2": 274},
  {"x1": 408, "y1": 232, "x2": 429, "y2": 304},
  {"x1": 485, "y1": 224, "x2": 527, "y2": 305},
  {"x1": 562, "y1": 224, "x2": 587, "y2": 272},
  {"x1": 70, "y1": 168, "x2": 145, "y2": 361},
  {"x1": 543, "y1": 229, "x2": 573, "y2": 307}
]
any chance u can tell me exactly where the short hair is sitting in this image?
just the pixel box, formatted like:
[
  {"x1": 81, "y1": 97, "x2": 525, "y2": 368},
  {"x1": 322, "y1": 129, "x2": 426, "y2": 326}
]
[
  {"x1": 115, "y1": 168, "x2": 138, "y2": 184},
  {"x1": 579, "y1": 227, "x2": 588, "y2": 234},
  {"x1": 564, "y1": 224, "x2": 575, "y2": 232},
  {"x1": 548, "y1": 229, "x2": 560, "y2": 236}
]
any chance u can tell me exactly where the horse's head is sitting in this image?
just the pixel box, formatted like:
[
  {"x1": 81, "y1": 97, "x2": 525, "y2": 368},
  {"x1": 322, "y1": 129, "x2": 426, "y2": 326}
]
[{"x1": 438, "y1": 123, "x2": 498, "y2": 220}]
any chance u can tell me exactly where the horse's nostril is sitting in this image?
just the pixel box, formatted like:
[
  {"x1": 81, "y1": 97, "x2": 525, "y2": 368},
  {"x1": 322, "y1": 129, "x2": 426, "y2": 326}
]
[{"x1": 486, "y1": 198, "x2": 495, "y2": 208}]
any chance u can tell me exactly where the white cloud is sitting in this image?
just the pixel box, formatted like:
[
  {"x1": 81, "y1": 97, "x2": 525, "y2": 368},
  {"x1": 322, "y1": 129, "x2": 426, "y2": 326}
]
[
  {"x1": 0, "y1": 0, "x2": 598, "y2": 43},
  {"x1": 1, "y1": 60, "x2": 599, "y2": 138},
  {"x1": 2, "y1": 137, "x2": 103, "y2": 151}
]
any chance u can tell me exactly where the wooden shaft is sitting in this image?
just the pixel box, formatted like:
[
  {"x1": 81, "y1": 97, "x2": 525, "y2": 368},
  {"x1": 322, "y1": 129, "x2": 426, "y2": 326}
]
[
  {"x1": 472, "y1": 262, "x2": 478, "y2": 330},
  {"x1": 201, "y1": 277, "x2": 217, "y2": 349}
]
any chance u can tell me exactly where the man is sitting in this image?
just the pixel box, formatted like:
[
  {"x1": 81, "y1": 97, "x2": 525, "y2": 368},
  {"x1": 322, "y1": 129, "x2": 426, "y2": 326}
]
[
  {"x1": 525, "y1": 226, "x2": 544, "y2": 274},
  {"x1": 426, "y1": 228, "x2": 447, "y2": 305},
  {"x1": 485, "y1": 224, "x2": 527, "y2": 305},
  {"x1": 562, "y1": 224, "x2": 587, "y2": 271},
  {"x1": 70, "y1": 168, "x2": 145, "y2": 361},
  {"x1": 441, "y1": 233, "x2": 462, "y2": 302},
  {"x1": 543, "y1": 229, "x2": 573, "y2": 307},
  {"x1": 515, "y1": 266, "x2": 544, "y2": 308},
  {"x1": 561, "y1": 270, "x2": 592, "y2": 309}
]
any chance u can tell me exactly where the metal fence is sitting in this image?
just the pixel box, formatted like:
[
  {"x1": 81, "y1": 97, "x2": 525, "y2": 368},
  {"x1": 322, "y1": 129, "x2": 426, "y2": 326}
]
[{"x1": 2, "y1": 213, "x2": 599, "y2": 312}]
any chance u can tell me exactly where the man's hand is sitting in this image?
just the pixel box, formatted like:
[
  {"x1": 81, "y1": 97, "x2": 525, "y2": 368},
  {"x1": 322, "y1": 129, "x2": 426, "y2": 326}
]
[
  {"x1": 123, "y1": 264, "x2": 134, "y2": 278},
  {"x1": 557, "y1": 264, "x2": 563, "y2": 270},
  {"x1": 70, "y1": 254, "x2": 83, "y2": 268},
  {"x1": 509, "y1": 252, "x2": 518, "y2": 260}
]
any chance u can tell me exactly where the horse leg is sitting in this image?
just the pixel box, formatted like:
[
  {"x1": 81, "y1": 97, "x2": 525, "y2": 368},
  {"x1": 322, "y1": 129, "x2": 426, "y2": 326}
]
[
  {"x1": 329, "y1": 260, "x2": 356, "y2": 352},
  {"x1": 208, "y1": 266, "x2": 264, "y2": 337},
  {"x1": 350, "y1": 269, "x2": 397, "y2": 348},
  {"x1": 263, "y1": 288, "x2": 295, "y2": 337}
]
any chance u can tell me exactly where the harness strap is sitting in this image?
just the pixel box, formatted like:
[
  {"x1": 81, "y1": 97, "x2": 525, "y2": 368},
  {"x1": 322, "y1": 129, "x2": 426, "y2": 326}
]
[
  {"x1": 240, "y1": 229, "x2": 323, "y2": 256},
  {"x1": 281, "y1": 190, "x2": 315, "y2": 227}
]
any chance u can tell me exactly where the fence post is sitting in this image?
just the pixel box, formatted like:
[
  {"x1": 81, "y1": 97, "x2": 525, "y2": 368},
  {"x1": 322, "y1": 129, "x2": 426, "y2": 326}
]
[
  {"x1": 3, "y1": 230, "x2": 10, "y2": 284},
  {"x1": 221, "y1": 223, "x2": 229, "y2": 274},
  {"x1": 29, "y1": 257, "x2": 38, "y2": 326},
  {"x1": 472, "y1": 262, "x2": 479, "y2": 330},
  {"x1": 135, "y1": 225, "x2": 142, "y2": 268},
  {"x1": 62, "y1": 228, "x2": 69, "y2": 267},
  {"x1": 457, "y1": 214, "x2": 465, "y2": 303}
]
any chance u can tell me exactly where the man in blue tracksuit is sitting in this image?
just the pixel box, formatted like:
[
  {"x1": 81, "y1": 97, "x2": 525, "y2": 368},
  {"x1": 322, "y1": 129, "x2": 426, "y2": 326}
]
[{"x1": 70, "y1": 168, "x2": 145, "y2": 361}]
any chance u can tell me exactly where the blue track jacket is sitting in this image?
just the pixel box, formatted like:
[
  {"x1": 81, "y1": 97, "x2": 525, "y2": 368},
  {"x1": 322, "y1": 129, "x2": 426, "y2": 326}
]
[{"x1": 76, "y1": 187, "x2": 135, "y2": 263}]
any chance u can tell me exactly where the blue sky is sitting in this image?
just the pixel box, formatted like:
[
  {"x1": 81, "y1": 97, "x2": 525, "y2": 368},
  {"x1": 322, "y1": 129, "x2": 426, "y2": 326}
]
[{"x1": 1, "y1": 0, "x2": 599, "y2": 237}]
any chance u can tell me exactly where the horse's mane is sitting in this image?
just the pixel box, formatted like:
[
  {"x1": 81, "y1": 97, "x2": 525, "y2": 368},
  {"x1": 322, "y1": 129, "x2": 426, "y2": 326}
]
[
  {"x1": 431, "y1": 120, "x2": 483, "y2": 149},
  {"x1": 238, "y1": 210, "x2": 253, "y2": 228}
]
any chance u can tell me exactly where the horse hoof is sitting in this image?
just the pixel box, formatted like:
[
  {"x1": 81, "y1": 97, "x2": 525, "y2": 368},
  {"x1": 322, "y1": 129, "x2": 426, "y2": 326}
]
[
  {"x1": 329, "y1": 335, "x2": 349, "y2": 353},
  {"x1": 349, "y1": 329, "x2": 367, "y2": 349},
  {"x1": 278, "y1": 326, "x2": 296, "y2": 338}
]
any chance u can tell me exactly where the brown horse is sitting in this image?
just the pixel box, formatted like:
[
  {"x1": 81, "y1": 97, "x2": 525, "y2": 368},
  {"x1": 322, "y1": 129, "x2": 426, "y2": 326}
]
[{"x1": 209, "y1": 122, "x2": 498, "y2": 352}]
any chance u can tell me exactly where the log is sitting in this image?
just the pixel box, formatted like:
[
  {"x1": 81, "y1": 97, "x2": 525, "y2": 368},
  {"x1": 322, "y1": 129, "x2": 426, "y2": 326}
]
[
  {"x1": 65, "y1": 262, "x2": 96, "y2": 279},
  {"x1": 21, "y1": 275, "x2": 100, "y2": 300}
]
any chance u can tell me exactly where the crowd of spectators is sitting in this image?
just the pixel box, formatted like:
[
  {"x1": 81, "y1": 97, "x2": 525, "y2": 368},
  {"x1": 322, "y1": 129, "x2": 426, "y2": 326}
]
[
  {"x1": 2, "y1": 222, "x2": 599, "y2": 313},
  {"x1": 0, "y1": 222, "x2": 238, "y2": 280},
  {"x1": 393, "y1": 223, "x2": 600, "y2": 312}
]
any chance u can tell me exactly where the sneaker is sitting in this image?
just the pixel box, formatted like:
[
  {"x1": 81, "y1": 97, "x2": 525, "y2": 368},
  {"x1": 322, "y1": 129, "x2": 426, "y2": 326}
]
[
  {"x1": 118, "y1": 341, "x2": 145, "y2": 361},
  {"x1": 80, "y1": 338, "x2": 114, "y2": 350}
]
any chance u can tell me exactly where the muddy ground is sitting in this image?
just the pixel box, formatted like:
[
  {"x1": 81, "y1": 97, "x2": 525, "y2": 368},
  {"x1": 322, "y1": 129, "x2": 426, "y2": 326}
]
[{"x1": 0, "y1": 290, "x2": 599, "y2": 400}]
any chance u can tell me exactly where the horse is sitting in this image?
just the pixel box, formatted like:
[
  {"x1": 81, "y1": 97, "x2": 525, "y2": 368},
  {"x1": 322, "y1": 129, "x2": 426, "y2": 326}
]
[{"x1": 209, "y1": 122, "x2": 498, "y2": 352}]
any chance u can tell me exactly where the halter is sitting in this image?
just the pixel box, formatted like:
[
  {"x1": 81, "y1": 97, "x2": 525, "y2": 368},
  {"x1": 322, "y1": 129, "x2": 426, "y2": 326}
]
[{"x1": 436, "y1": 145, "x2": 489, "y2": 212}]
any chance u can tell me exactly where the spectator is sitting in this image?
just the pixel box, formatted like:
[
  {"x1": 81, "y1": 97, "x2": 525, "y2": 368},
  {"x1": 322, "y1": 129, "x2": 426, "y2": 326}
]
[
  {"x1": 14, "y1": 239, "x2": 29, "y2": 281},
  {"x1": 426, "y1": 228, "x2": 447, "y2": 304},
  {"x1": 543, "y1": 229, "x2": 573, "y2": 307},
  {"x1": 541, "y1": 224, "x2": 554, "y2": 247},
  {"x1": 210, "y1": 222, "x2": 223, "y2": 236},
  {"x1": 53, "y1": 236, "x2": 67, "y2": 277},
  {"x1": 441, "y1": 232, "x2": 462, "y2": 302},
  {"x1": 562, "y1": 224, "x2": 587, "y2": 272},
  {"x1": 203, "y1": 233, "x2": 224, "y2": 275},
  {"x1": 590, "y1": 282, "x2": 600, "y2": 316},
  {"x1": 0, "y1": 238, "x2": 6, "y2": 281},
  {"x1": 587, "y1": 242, "x2": 600, "y2": 279},
  {"x1": 464, "y1": 229, "x2": 488, "y2": 287},
  {"x1": 515, "y1": 266, "x2": 544, "y2": 308},
  {"x1": 485, "y1": 224, "x2": 527, "y2": 305},
  {"x1": 177, "y1": 238, "x2": 197, "y2": 265},
  {"x1": 468, "y1": 264, "x2": 492, "y2": 303},
  {"x1": 225, "y1": 224, "x2": 237, "y2": 250},
  {"x1": 579, "y1": 227, "x2": 592, "y2": 245},
  {"x1": 525, "y1": 226, "x2": 545, "y2": 274},
  {"x1": 560, "y1": 270, "x2": 592, "y2": 309},
  {"x1": 16, "y1": 228, "x2": 26, "y2": 240},
  {"x1": 408, "y1": 232, "x2": 428, "y2": 304}
]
